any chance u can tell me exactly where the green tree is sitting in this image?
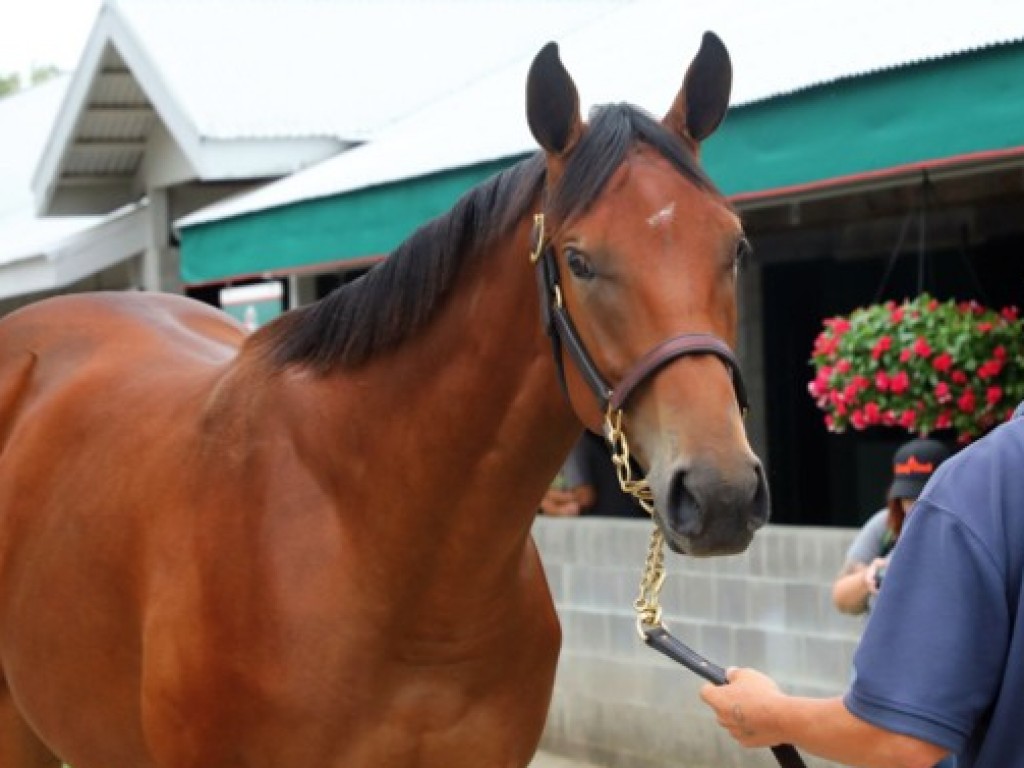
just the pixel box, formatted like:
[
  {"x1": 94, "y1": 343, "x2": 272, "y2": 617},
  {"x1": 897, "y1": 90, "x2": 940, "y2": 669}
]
[
  {"x1": 30, "y1": 64, "x2": 61, "y2": 87},
  {"x1": 0, "y1": 65, "x2": 63, "y2": 99},
  {"x1": 0, "y1": 72, "x2": 20, "y2": 98}
]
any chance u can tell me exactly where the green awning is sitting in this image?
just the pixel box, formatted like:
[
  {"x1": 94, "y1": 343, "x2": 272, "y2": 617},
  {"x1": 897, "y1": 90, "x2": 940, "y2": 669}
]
[
  {"x1": 179, "y1": 158, "x2": 519, "y2": 284},
  {"x1": 180, "y1": 42, "x2": 1024, "y2": 284}
]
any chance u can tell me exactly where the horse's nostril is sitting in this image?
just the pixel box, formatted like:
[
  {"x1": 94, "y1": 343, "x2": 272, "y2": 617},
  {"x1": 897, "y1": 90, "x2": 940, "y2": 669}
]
[{"x1": 667, "y1": 468, "x2": 702, "y2": 537}]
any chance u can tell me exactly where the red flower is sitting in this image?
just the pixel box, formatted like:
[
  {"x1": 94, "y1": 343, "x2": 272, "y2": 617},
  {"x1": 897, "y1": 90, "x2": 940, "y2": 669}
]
[
  {"x1": 826, "y1": 317, "x2": 852, "y2": 336},
  {"x1": 932, "y1": 353, "x2": 953, "y2": 373},
  {"x1": 951, "y1": 370, "x2": 968, "y2": 385},
  {"x1": 978, "y1": 359, "x2": 1004, "y2": 380},
  {"x1": 957, "y1": 388, "x2": 977, "y2": 414},
  {"x1": 935, "y1": 382, "x2": 951, "y2": 403},
  {"x1": 871, "y1": 336, "x2": 892, "y2": 360},
  {"x1": 1002, "y1": 306, "x2": 1019, "y2": 322},
  {"x1": 935, "y1": 410, "x2": 953, "y2": 429},
  {"x1": 863, "y1": 402, "x2": 881, "y2": 424},
  {"x1": 994, "y1": 345, "x2": 1007, "y2": 361},
  {"x1": 835, "y1": 358, "x2": 851, "y2": 374},
  {"x1": 912, "y1": 337, "x2": 932, "y2": 357},
  {"x1": 899, "y1": 348, "x2": 913, "y2": 363},
  {"x1": 890, "y1": 306, "x2": 905, "y2": 323},
  {"x1": 813, "y1": 332, "x2": 838, "y2": 358},
  {"x1": 850, "y1": 409, "x2": 867, "y2": 430},
  {"x1": 889, "y1": 370, "x2": 910, "y2": 395},
  {"x1": 899, "y1": 409, "x2": 917, "y2": 428},
  {"x1": 874, "y1": 371, "x2": 890, "y2": 392},
  {"x1": 986, "y1": 386, "x2": 1003, "y2": 406},
  {"x1": 977, "y1": 322, "x2": 993, "y2": 334}
]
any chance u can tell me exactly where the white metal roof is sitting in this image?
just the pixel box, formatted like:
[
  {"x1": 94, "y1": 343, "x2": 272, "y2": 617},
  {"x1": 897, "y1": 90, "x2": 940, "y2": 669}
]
[
  {"x1": 113, "y1": 0, "x2": 633, "y2": 141},
  {"x1": 33, "y1": 0, "x2": 633, "y2": 214},
  {"x1": 178, "y1": 0, "x2": 1024, "y2": 229},
  {"x1": 0, "y1": 78, "x2": 100, "y2": 266},
  {"x1": 0, "y1": 76, "x2": 146, "y2": 300}
]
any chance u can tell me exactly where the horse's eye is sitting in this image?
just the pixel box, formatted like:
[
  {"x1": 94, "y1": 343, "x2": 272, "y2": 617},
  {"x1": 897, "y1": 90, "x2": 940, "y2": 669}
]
[{"x1": 565, "y1": 248, "x2": 595, "y2": 280}]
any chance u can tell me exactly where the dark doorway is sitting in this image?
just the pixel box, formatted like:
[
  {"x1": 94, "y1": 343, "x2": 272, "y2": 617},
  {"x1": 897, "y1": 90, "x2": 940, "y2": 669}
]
[{"x1": 760, "y1": 225, "x2": 1024, "y2": 528}]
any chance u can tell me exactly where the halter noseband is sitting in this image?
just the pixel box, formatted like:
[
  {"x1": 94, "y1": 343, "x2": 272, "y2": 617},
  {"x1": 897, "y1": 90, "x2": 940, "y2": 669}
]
[{"x1": 530, "y1": 212, "x2": 749, "y2": 418}]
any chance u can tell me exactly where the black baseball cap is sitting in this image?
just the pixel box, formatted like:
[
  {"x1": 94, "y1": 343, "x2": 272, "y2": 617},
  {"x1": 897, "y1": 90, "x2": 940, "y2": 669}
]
[{"x1": 889, "y1": 438, "x2": 951, "y2": 500}]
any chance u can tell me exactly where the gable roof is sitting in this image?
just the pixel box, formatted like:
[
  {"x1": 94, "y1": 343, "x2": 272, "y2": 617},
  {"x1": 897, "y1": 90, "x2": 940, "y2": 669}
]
[
  {"x1": 32, "y1": 0, "x2": 632, "y2": 215},
  {"x1": 0, "y1": 76, "x2": 145, "y2": 300}
]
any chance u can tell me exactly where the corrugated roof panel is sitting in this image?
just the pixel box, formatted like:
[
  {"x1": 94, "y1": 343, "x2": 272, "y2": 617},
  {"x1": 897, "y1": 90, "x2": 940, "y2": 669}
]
[
  {"x1": 90, "y1": 72, "x2": 148, "y2": 107},
  {"x1": 0, "y1": 78, "x2": 102, "y2": 266},
  {"x1": 65, "y1": 145, "x2": 144, "y2": 177},
  {"x1": 113, "y1": 0, "x2": 636, "y2": 141},
  {"x1": 179, "y1": 0, "x2": 1024, "y2": 229},
  {"x1": 78, "y1": 108, "x2": 156, "y2": 142}
]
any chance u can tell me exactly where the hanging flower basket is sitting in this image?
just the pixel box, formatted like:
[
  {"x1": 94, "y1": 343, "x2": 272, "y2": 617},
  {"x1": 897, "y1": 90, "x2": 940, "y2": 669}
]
[{"x1": 808, "y1": 294, "x2": 1024, "y2": 444}]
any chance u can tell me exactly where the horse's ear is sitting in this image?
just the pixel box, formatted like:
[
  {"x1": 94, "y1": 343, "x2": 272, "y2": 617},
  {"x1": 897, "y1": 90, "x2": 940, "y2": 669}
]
[
  {"x1": 663, "y1": 31, "x2": 732, "y2": 151},
  {"x1": 526, "y1": 42, "x2": 583, "y2": 157}
]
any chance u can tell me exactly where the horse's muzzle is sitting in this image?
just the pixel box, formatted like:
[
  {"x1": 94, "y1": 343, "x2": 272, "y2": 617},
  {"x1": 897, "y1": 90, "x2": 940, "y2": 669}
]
[{"x1": 654, "y1": 457, "x2": 770, "y2": 556}]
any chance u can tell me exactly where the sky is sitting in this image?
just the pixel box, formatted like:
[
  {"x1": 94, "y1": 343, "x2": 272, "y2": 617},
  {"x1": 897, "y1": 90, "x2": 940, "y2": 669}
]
[{"x1": 0, "y1": 0, "x2": 102, "y2": 77}]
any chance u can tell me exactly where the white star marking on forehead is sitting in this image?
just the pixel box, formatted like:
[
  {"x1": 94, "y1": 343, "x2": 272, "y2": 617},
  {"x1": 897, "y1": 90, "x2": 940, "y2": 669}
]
[{"x1": 646, "y1": 202, "x2": 676, "y2": 228}]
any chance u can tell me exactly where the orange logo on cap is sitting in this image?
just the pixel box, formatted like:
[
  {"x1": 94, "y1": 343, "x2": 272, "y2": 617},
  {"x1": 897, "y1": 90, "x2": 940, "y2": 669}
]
[{"x1": 895, "y1": 456, "x2": 934, "y2": 475}]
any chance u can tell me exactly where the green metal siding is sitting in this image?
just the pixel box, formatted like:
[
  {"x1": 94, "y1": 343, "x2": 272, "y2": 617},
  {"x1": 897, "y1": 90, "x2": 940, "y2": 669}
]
[
  {"x1": 705, "y1": 41, "x2": 1024, "y2": 197},
  {"x1": 180, "y1": 158, "x2": 520, "y2": 284}
]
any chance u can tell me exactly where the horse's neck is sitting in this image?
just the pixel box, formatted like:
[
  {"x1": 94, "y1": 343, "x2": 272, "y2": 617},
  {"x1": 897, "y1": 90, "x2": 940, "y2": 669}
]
[{"x1": 279, "y1": 226, "x2": 581, "y2": 546}]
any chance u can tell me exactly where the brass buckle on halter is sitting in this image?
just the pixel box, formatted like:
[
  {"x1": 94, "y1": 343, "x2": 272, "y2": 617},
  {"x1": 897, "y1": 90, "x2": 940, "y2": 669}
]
[{"x1": 528, "y1": 213, "x2": 546, "y2": 264}]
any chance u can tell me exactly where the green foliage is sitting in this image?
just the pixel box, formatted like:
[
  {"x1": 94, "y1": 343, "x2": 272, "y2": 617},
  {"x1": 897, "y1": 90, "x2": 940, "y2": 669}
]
[
  {"x1": 808, "y1": 294, "x2": 1024, "y2": 444},
  {"x1": 0, "y1": 72, "x2": 20, "y2": 98},
  {"x1": 30, "y1": 64, "x2": 62, "y2": 87},
  {"x1": 0, "y1": 64, "x2": 63, "y2": 99}
]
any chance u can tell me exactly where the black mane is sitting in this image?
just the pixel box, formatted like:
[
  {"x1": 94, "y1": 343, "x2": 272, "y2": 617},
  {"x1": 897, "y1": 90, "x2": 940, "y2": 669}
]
[{"x1": 268, "y1": 103, "x2": 720, "y2": 371}]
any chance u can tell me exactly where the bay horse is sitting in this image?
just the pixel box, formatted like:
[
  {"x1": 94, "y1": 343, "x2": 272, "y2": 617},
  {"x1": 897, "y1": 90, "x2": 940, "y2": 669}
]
[{"x1": 0, "y1": 33, "x2": 768, "y2": 768}]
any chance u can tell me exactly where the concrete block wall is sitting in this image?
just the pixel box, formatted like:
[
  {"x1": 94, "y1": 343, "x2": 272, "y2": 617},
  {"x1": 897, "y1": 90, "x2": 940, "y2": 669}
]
[{"x1": 532, "y1": 517, "x2": 864, "y2": 768}]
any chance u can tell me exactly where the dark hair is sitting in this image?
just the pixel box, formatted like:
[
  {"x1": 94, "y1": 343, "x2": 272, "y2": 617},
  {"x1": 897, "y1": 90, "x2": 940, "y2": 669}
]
[{"x1": 885, "y1": 486, "x2": 908, "y2": 543}]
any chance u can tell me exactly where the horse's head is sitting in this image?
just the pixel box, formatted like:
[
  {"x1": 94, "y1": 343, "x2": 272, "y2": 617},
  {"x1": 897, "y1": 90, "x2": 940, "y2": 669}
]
[{"x1": 526, "y1": 33, "x2": 769, "y2": 556}]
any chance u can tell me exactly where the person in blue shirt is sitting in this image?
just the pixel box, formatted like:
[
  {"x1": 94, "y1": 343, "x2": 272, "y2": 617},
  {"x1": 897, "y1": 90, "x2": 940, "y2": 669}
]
[{"x1": 700, "y1": 415, "x2": 1024, "y2": 767}]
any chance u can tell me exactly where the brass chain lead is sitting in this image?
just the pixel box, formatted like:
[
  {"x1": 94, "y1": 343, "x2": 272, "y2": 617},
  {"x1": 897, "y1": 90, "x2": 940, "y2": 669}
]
[{"x1": 603, "y1": 407, "x2": 668, "y2": 638}]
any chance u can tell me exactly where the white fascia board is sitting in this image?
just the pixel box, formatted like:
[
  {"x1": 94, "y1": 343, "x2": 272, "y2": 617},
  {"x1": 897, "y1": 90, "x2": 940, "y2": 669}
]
[
  {"x1": 0, "y1": 206, "x2": 147, "y2": 301},
  {"x1": 192, "y1": 136, "x2": 349, "y2": 182},
  {"x1": 31, "y1": 8, "x2": 119, "y2": 215},
  {"x1": 50, "y1": 205, "x2": 148, "y2": 286},
  {"x1": 0, "y1": 256, "x2": 57, "y2": 301}
]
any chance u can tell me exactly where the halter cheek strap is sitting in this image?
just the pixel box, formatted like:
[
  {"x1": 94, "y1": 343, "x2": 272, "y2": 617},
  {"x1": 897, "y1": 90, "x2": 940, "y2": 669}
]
[{"x1": 530, "y1": 213, "x2": 749, "y2": 416}]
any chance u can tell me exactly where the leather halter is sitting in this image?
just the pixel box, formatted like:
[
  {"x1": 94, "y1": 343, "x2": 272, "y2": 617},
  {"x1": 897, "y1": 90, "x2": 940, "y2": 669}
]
[{"x1": 530, "y1": 213, "x2": 749, "y2": 417}]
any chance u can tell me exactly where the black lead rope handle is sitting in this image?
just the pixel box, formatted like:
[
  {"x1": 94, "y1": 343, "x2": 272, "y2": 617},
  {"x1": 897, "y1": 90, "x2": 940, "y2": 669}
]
[{"x1": 643, "y1": 625, "x2": 808, "y2": 768}]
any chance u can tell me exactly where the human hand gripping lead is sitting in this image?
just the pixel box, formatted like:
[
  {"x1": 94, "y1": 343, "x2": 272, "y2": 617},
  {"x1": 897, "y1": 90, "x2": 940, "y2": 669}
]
[{"x1": 700, "y1": 667, "x2": 785, "y2": 749}]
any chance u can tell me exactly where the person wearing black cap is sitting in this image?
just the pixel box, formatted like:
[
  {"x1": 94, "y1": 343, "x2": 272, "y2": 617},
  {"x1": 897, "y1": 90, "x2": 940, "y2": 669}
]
[{"x1": 832, "y1": 438, "x2": 952, "y2": 615}]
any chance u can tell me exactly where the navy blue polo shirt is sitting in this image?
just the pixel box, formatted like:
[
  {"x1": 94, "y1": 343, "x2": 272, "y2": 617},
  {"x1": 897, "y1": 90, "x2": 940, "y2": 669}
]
[{"x1": 845, "y1": 417, "x2": 1024, "y2": 766}]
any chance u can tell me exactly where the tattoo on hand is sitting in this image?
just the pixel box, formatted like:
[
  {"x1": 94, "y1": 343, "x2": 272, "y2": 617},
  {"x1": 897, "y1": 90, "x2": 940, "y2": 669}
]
[{"x1": 732, "y1": 703, "x2": 756, "y2": 737}]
